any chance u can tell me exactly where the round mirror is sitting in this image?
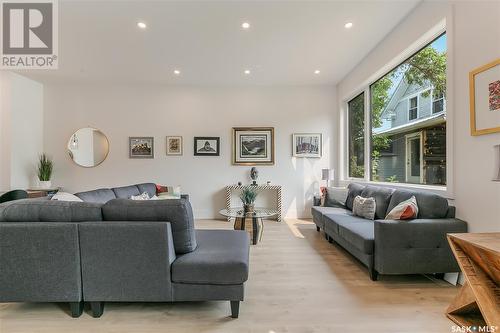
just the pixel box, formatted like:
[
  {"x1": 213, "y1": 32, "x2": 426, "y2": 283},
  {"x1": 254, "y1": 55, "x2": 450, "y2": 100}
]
[{"x1": 67, "y1": 128, "x2": 109, "y2": 167}]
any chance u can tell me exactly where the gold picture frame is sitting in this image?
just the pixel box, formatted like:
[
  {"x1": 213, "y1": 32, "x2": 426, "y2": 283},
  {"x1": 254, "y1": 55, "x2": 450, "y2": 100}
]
[
  {"x1": 469, "y1": 58, "x2": 500, "y2": 136},
  {"x1": 232, "y1": 127, "x2": 275, "y2": 165}
]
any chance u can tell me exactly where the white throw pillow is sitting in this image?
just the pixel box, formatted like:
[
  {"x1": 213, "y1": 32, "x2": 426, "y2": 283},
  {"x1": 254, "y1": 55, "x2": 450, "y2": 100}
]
[
  {"x1": 352, "y1": 195, "x2": 377, "y2": 220},
  {"x1": 51, "y1": 192, "x2": 83, "y2": 202},
  {"x1": 130, "y1": 192, "x2": 150, "y2": 200}
]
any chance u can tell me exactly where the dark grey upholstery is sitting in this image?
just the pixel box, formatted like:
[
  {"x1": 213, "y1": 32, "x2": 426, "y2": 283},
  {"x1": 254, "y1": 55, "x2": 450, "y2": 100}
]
[
  {"x1": 374, "y1": 219, "x2": 467, "y2": 274},
  {"x1": 345, "y1": 183, "x2": 365, "y2": 210},
  {"x1": 172, "y1": 230, "x2": 249, "y2": 285},
  {"x1": 0, "y1": 199, "x2": 103, "y2": 222},
  {"x1": 0, "y1": 183, "x2": 249, "y2": 318},
  {"x1": 74, "y1": 188, "x2": 116, "y2": 204},
  {"x1": 387, "y1": 189, "x2": 450, "y2": 219},
  {"x1": 311, "y1": 183, "x2": 467, "y2": 280},
  {"x1": 0, "y1": 222, "x2": 82, "y2": 302},
  {"x1": 360, "y1": 185, "x2": 394, "y2": 219},
  {"x1": 79, "y1": 222, "x2": 175, "y2": 302},
  {"x1": 102, "y1": 198, "x2": 196, "y2": 254},
  {"x1": 112, "y1": 185, "x2": 141, "y2": 199}
]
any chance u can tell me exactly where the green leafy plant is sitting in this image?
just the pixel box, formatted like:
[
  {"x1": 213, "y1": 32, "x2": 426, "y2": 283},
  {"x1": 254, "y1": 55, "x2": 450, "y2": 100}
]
[
  {"x1": 239, "y1": 187, "x2": 258, "y2": 205},
  {"x1": 37, "y1": 154, "x2": 53, "y2": 181}
]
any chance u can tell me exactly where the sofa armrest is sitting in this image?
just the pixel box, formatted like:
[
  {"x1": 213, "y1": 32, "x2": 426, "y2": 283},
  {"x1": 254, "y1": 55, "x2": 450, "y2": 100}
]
[
  {"x1": 313, "y1": 196, "x2": 321, "y2": 206},
  {"x1": 374, "y1": 218, "x2": 467, "y2": 274},
  {"x1": 181, "y1": 194, "x2": 189, "y2": 201},
  {"x1": 0, "y1": 222, "x2": 82, "y2": 302},
  {"x1": 78, "y1": 222, "x2": 176, "y2": 302}
]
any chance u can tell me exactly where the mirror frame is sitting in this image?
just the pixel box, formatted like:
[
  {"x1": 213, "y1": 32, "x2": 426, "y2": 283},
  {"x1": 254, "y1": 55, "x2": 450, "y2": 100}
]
[{"x1": 67, "y1": 127, "x2": 110, "y2": 168}]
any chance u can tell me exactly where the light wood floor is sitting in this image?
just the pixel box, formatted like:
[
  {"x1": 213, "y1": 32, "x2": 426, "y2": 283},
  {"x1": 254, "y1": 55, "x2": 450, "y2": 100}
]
[{"x1": 0, "y1": 219, "x2": 459, "y2": 333}]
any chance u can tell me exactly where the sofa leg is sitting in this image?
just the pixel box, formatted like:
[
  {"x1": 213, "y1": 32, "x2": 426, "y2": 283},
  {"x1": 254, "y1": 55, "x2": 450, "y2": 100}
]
[
  {"x1": 369, "y1": 268, "x2": 379, "y2": 281},
  {"x1": 316, "y1": 226, "x2": 320, "y2": 232},
  {"x1": 434, "y1": 273, "x2": 445, "y2": 280},
  {"x1": 69, "y1": 301, "x2": 84, "y2": 318},
  {"x1": 324, "y1": 233, "x2": 329, "y2": 240},
  {"x1": 327, "y1": 236, "x2": 333, "y2": 244},
  {"x1": 230, "y1": 301, "x2": 240, "y2": 318},
  {"x1": 90, "y1": 302, "x2": 104, "y2": 318}
]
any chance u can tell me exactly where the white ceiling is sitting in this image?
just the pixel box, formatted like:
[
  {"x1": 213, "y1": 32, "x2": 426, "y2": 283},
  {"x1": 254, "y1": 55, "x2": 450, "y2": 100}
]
[{"x1": 20, "y1": 0, "x2": 420, "y2": 85}]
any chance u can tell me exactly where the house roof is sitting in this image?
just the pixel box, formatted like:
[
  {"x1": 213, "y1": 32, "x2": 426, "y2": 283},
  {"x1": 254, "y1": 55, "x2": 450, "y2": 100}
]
[{"x1": 373, "y1": 112, "x2": 445, "y2": 136}]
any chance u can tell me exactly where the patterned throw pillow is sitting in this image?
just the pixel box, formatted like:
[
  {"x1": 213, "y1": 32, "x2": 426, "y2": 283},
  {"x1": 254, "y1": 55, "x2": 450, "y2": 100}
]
[
  {"x1": 352, "y1": 195, "x2": 377, "y2": 220},
  {"x1": 385, "y1": 196, "x2": 419, "y2": 220},
  {"x1": 130, "y1": 192, "x2": 150, "y2": 200}
]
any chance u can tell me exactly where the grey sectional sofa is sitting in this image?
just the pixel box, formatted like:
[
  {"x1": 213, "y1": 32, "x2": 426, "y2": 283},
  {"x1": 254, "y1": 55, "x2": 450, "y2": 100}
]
[
  {"x1": 312, "y1": 183, "x2": 467, "y2": 281},
  {"x1": 0, "y1": 183, "x2": 249, "y2": 318}
]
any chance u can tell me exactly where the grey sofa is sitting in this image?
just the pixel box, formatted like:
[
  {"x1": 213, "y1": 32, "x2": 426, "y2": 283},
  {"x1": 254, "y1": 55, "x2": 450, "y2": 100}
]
[
  {"x1": 0, "y1": 183, "x2": 249, "y2": 318},
  {"x1": 312, "y1": 183, "x2": 467, "y2": 281}
]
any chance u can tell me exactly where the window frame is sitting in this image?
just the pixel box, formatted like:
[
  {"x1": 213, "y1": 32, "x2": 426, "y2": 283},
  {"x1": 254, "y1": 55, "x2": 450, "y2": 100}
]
[
  {"x1": 341, "y1": 29, "x2": 450, "y2": 194},
  {"x1": 431, "y1": 89, "x2": 446, "y2": 114},
  {"x1": 407, "y1": 95, "x2": 419, "y2": 121},
  {"x1": 347, "y1": 92, "x2": 366, "y2": 180}
]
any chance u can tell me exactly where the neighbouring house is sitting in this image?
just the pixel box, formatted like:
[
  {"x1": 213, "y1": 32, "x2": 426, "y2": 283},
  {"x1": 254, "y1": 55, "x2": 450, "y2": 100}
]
[{"x1": 373, "y1": 78, "x2": 446, "y2": 185}]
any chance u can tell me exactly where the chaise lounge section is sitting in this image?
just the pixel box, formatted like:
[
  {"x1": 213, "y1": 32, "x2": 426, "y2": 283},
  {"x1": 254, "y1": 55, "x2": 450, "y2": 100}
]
[{"x1": 312, "y1": 183, "x2": 467, "y2": 280}]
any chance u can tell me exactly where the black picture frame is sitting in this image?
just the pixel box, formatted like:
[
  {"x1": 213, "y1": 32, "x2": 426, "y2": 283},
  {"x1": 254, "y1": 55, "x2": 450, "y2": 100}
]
[{"x1": 194, "y1": 137, "x2": 220, "y2": 156}]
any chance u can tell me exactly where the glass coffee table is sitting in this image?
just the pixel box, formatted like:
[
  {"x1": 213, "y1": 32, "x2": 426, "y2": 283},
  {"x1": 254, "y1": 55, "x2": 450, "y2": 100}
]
[{"x1": 219, "y1": 208, "x2": 278, "y2": 245}]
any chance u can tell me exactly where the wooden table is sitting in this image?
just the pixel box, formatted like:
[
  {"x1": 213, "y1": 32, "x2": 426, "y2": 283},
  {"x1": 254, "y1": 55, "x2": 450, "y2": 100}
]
[{"x1": 446, "y1": 233, "x2": 500, "y2": 328}]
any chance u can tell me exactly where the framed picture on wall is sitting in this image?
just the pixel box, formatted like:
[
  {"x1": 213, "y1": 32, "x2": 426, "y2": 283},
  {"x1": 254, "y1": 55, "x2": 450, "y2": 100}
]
[
  {"x1": 166, "y1": 136, "x2": 183, "y2": 155},
  {"x1": 232, "y1": 127, "x2": 274, "y2": 165},
  {"x1": 194, "y1": 137, "x2": 220, "y2": 156},
  {"x1": 469, "y1": 58, "x2": 500, "y2": 136},
  {"x1": 292, "y1": 133, "x2": 322, "y2": 158},
  {"x1": 129, "y1": 137, "x2": 154, "y2": 158}
]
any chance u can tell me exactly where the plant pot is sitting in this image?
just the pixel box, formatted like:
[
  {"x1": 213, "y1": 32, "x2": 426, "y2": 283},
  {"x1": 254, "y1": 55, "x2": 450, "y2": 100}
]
[
  {"x1": 243, "y1": 204, "x2": 255, "y2": 214},
  {"x1": 38, "y1": 180, "x2": 52, "y2": 189}
]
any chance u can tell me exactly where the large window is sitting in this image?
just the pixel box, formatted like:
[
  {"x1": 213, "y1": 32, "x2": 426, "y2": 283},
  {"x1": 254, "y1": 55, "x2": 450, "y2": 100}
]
[
  {"x1": 348, "y1": 33, "x2": 447, "y2": 186},
  {"x1": 348, "y1": 92, "x2": 365, "y2": 178}
]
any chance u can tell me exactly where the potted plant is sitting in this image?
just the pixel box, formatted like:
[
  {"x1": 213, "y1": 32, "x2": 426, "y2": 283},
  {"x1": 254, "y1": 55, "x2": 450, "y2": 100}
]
[
  {"x1": 240, "y1": 187, "x2": 258, "y2": 214},
  {"x1": 37, "y1": 154, "x2": 53, "y2": 189}
]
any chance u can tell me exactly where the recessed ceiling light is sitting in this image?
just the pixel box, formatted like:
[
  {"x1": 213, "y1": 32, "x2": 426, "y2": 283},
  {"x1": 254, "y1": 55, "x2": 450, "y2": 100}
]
[
  {"x1": 244, "y1": 69, "x2": 251, "y2": 75},
  {"x1": 344, "y1": 22, "x2": 353, "y2": 29},
  {"x1": 314, "y1": 70, "x2": 321, "y2": 74},
  {"x1": 173, "y1": 70, "x2": 180, "y2": 75},
  {"x1": 241, "y1": 22, "x2": 250, "y2": 29},
  {"x1": 137, "y1": 22, "x2": 147, "y2": 29}
]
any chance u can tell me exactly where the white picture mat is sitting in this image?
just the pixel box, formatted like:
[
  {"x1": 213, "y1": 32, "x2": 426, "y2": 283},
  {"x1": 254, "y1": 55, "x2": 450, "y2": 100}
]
[
  {"x1": 235, "y1": 130, "x2": 272, "y2": 162},
  {"x1": 196, "y1": 139, "x2": 218, "y2": 152},
  {"x1": 474, "y1": 63, "x2": 500, "y2": 130}
]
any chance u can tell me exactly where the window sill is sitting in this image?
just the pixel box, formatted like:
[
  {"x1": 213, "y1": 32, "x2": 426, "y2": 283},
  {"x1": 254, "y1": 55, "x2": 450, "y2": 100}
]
[{"x1": 338, "y1": 179, "x2": 453, "y2": 200}]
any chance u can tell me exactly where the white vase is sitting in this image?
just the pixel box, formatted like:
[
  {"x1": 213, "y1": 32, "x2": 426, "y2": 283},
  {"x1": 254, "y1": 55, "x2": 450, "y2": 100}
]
[{"x1": 38, "y1": 180, "x2": 52, "y2": 189}]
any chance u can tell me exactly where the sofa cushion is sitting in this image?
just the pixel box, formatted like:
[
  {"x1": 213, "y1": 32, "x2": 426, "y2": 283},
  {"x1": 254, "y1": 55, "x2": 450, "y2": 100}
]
[
  {"x1": 387, "y1": 189, "x2": 449, "y2": 219},
  {"x1": 324, "y1": 187, "x2": 348, "y2": 207},
  {"x1": 335, "y1": 217, "x2": 375, "y2": 254},
  {"x1": 360, "y1": 185, "x2": 395, "y2": 219},
  {"x1": 345, "y1": 183, "x2": 365, "y2": 211},
  {"x1": 74, "y1": 188, "x2": 116, "y2": 204},
  {"x1": 112, "y1": 185, "x2": 140, "y2": 199},
  {"x1": 322, "y1": 208, "x2": 360, "y2": 236},
  {"x1": 172, "y1": 230, "x2": 249, "y2": 285},
  {"x1": 102, "y1": 198, "x2": 197, "y2": 254},
  {"x1": 0, "y1": 199, "x2": 103, "y2": 222},
  {"x1": 136, "y1": 183, "x2": 157, "y2": 198}
]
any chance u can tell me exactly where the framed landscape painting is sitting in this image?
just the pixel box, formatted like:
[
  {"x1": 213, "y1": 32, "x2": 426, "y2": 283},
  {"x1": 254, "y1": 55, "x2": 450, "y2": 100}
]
[
  {"x1": 232, "y1": 127, "x2": 274, "y2": 165},
  {"x1": 166, "y1": 136, "x2": 182, "y2": 155},
  {"x1": 194, "y1": 137, "x2": 220, "y2": 156},
  {"x1": 293, "y1": 133, "x2": 322, "y2": 158},
  {"x1": 469, "y1": 58, "x2": 500, "y2": 136},
  {"x1": 129, "y1": 137, "x2": 154, "y2": 158}
]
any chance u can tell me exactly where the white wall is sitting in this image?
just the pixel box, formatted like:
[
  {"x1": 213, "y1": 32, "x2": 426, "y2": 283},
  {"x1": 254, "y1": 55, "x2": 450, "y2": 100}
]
[
  {"x1": 0, "y1": 72, "x2": 44, "y2": 191},
  {"x1": 335, "y1": 1, "x2": 500, "y2": 232},
  {"x1": 43, "y1": 84, "x2": 336, "y2": 218}
]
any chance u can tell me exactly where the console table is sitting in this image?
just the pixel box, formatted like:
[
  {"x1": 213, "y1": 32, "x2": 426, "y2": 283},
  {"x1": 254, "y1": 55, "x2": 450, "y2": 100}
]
[
  {"x1": 446, "y1": 233, "x2": 500, "y2": 328},
  {"x1": 225, "y1": 184, "x2": 282, "y2": 222}
]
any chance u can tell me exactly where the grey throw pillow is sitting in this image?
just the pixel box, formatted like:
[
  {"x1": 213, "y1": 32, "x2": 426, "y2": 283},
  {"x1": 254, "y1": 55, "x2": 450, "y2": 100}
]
[{"x1": 352, "y1": 195, "x2": 377, "y2": 220}]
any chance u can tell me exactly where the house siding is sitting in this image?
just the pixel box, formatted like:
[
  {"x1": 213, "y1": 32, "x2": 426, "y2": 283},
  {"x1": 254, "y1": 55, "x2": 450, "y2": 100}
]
[{"x1": 391, "y1": 83, "x2": 433, "y2": 128}]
